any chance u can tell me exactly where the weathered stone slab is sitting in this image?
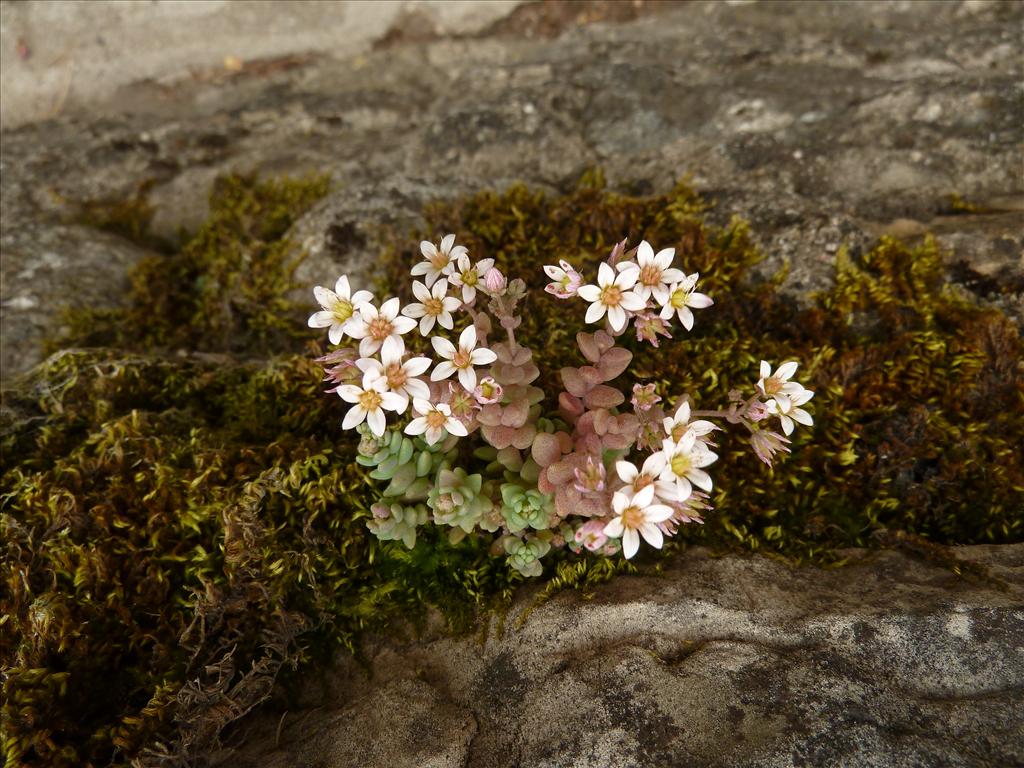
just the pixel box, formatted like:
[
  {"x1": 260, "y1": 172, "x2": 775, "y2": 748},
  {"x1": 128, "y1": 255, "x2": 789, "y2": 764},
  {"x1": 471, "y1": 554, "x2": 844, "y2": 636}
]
[{"x1": 218, "y1": 545, "x2": 1024, "y2": 768}]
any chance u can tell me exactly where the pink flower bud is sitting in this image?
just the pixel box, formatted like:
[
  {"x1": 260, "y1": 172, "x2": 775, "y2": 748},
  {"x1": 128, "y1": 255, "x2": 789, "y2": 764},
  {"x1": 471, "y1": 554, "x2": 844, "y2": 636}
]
[{"x1": 484, "y1": 267, "x2": 506, "y2": 295}]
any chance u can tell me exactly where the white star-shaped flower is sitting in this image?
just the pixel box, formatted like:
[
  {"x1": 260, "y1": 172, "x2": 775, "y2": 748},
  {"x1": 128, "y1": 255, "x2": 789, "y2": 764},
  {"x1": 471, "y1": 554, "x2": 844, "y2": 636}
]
[
  {"x1": 307, "y1": 275, "x2": 374, "y2": 345},
  {"x1": 659, "y1": 431, "x2": 718, "y2": 499},
  {"x1": 411, "y1": 234, "x2": 466, "y2": 287},
  {"x1": 756, "y1": 360, "x2": 811, "y2": 415},
  {"x1": 659, "y1": 273, "x2": 713, "y2": 331},
  {"x1": 766, "y1": 387, "x2": 815, "y2": 436},
  {"x1": 663, "y1": 401, "x2": 717, "y2": 443},
  {"x1": 617, "y1": 241, "x2": 685, "y2": 305},
  {"x1": 602, "y1": 485, "x2": 675, "y2": 559},
  {"x1": 449, "y1": 254, "x2": 495, "y2": 304},
  {"x1": 355, "y1": 336, "x2": 431, "y2": 414},
  {"x1": 430, "y1": 325, "x2": 497, "y2": 391},
  {"x1": 615, "y1": 454, "x2": 679, "y2": 501},
  {"x1": 401, "y1": 279, "x2": 463, "y2": 336},
  {"x1": 346, "y1": 298, "x2": 417, "y2": 357},
  {"x1": 337, "y1": 378, "x2": 406, "y2": 436},
  {"x1": 576, "y1": 262, "x2": 647, "y2": 333},
  {"x1": 405, "y1": 398, "x2": 469, "y2": 445}
]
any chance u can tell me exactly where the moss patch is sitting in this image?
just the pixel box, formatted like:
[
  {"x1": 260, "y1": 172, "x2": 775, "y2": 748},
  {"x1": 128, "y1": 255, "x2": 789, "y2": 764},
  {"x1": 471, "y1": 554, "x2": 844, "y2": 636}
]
[{"x1": 3, "y1": 171, "x2": 1022, "y2": 767}]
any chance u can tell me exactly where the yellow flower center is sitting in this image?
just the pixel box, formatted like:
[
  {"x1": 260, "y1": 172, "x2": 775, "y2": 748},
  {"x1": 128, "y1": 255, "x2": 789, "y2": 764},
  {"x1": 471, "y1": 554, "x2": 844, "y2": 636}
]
[
  {"x1": 621, "y1": 505, "x2": 645, "y2": 530},
  {"x1": 600, "y1": 284, "x2": 623, "y2": 307},
  {"x1": 332, "y1": 298, "x2": 354, "y2": 323},
  {"x1": 670, "y1": 288, "x2": 688, "y2": 309},
  {"x1": 430, "y1": 251, "x2": 449, "y2": 269},
  {"x1": 670, "y1": 453, "x2": 692, "y2": 476},
  {"x1": 425, "y1": 410, "x2": 448, "y2": 429},
  {"x1": 359, "y1": 390, "x2": 383, "y2": 411},
  {"x1": 424, "y1": 297, "x2": 444, "y2": 316},
  {"x1": 462, "y1": 269, "x2": 478, "y2": 285}
]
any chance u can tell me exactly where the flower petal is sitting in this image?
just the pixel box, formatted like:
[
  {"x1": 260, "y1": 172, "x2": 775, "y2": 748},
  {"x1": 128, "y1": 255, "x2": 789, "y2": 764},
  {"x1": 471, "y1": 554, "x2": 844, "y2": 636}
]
[
  {"x1": 342, "y1": 405, "x2": 366, "y2": 430},
  {"x1": 639, "y1": 522, "x2": 664, "y2": 549},
  {"x1": 622, "y1": 529, "x2": 640, "y2": 559}
]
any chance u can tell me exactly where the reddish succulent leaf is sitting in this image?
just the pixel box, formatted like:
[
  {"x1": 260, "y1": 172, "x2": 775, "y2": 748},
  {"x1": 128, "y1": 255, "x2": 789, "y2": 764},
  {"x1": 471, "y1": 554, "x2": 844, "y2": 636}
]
[
  {"x1": 532, "y1": 432, "x2": 563, "y2": 467},
  {"x1": 558, "y1": 392, "x2": 584, "y2": 419},
  {"x1": 511, "y1": 425, "x2": 536, "y2": 450},
  {"x1": 501, "y1": 399, "x2": 530, "y2": 427},
  {"x1": 576, "y1": 332, "x2": 603, "y2": 363},
  {"x1": 579, "y1": 366, "x2": 603, "y2": 389},
  {"x1": 560, "y1": 367, "x2": 589, "y2": 396},
  {"x1": 597, "y1": 347, "x2": 632, "y2": 380},
  {"x1": 476, "y1": 404, "x2": 504, "y2": 426},
  {"x1": 482, "y1": 423, "x2": 517, "y2": 449},
  {"x1": 584, "y1": 385, "x2": 625, "y2": 409},
  {"x1": 592, "y1": 408, "x2": 611, "y2": 435},
  {"x1": 546, "y1": 458, "x2": 576, "y2": 485}
]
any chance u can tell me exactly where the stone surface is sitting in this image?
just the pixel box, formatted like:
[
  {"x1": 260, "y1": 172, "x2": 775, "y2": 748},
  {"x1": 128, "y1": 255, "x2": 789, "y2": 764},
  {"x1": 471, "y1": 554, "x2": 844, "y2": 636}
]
[
  {"x1": 217, "y1": 545, "x2": 1024, "y2": 768},
  {"x1": 2, "y1": 0, "x2": 1022, "y2": 378},
  {"x1": 0, "y1": 0, "x2": 524, "y2": 128}
]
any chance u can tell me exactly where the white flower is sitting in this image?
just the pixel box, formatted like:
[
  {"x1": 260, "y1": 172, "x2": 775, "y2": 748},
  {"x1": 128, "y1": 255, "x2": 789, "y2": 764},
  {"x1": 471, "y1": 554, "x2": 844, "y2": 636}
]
[
  {"x1": 355, "y1": 336, "x2": 431, "y2": 414},
  {"x1": 576, "y1": 262, "x2": 647, "y2": 333},
  {"x1": 602, "y1": 485, "x2": 675, "y2": 559},
  {"x1": 449, "y1": 254, "x2": 495, "y2": 304},
  {"x1": 766, "y1": 387, "x2": 815, "y2": 436},
  {"x1": 430, "y1": 325, "x2": 497, "y2": 391},
  {"x1": 617, "y1": 241, "x2": 685, "y2": 305},
  {"x1": 659, "y1": 273, "x2": 713, "y2": 331},
  {"x1": 756, "y1": 360, "x2": 811, "y2": 415},
  {"x1": 401, "y1": 279, "x2": 462, "y2": 336},
  {"x1": 307, "y1": 275, "x2": 374, "y2": 345},
  {"x1": 663, "y1": 401, "x2": 717, "y2": 443},
  {"x1": 346, "y1": 297, "x2": 417, "y2": 357},
  {"x1": 337, "y1": 378, "x2": 406, "y2": 436},
  {"x1": 659, "y1": 431, "x2": 718, "y2": 499},
  {"x1": 411, "y1": 234, "x2": 466, "y2": 287},
  {"x1": 404, "y1": 398, "x2": 469, "y2": 445},
  {"x1": 615, "y1": 454, "x2": 679, "y2": 501}
]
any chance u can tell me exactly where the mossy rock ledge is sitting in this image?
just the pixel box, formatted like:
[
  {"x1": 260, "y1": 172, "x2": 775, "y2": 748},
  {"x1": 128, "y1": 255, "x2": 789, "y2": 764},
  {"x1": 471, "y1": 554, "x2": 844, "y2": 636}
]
[{"x1": 2, "y1": 3, "x2": 1023, "y2": 768}]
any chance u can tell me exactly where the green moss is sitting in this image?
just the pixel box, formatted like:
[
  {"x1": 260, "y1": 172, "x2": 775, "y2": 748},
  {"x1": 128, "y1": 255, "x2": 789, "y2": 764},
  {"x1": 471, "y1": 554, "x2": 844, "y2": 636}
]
[{"x1": 3, "y1": 171, "x2": 1022, "y2": 767}]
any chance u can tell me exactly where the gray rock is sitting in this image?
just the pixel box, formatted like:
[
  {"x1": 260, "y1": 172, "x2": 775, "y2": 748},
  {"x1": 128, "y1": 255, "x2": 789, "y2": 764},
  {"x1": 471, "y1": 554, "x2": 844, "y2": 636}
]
[
  {"x1": 2, "y1": 0, "x2": 1022, "y2": 378},
  {"x1": 216, "y1": 545, "x2": 1024, "y2": 768}
]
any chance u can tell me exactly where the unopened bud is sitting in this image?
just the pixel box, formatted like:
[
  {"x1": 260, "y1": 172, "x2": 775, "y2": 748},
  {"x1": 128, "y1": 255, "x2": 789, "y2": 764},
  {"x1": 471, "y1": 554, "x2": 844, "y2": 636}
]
[{"x1": 484, "y1": 267, "x2": 506, "y2": 294}]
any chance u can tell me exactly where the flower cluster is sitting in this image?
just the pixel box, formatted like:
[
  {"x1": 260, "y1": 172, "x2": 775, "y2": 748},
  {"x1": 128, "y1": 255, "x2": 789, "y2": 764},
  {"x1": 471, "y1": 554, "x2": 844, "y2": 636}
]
[{"x1": 309, "y1": 235, "x2": 814, "y2": 576}]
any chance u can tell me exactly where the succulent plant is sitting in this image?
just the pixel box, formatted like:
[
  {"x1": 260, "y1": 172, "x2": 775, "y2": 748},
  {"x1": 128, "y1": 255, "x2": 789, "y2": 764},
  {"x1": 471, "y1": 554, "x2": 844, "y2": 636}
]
[
  {"x1": 499, "y1": 483, "x2": 553, "y2": 532},
  {"x1": 503, "y1": 535, "x2": 552, "y2": 577},
  {"x1": 427, "y1": 466, "x2": 493, "y2": 533},
  {"x1": 367, "y1": 501, "x2": 428, "y2": 549},
  {"x1": 356, "y1": 425, "x2": 449, "y2": 500}
]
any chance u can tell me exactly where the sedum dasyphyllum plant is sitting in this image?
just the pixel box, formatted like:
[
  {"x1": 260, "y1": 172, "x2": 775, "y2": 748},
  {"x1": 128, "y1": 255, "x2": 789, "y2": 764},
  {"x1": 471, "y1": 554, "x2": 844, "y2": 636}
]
[{"x1": 308, "y1": 235, "x2": 814, "y2": 577}]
